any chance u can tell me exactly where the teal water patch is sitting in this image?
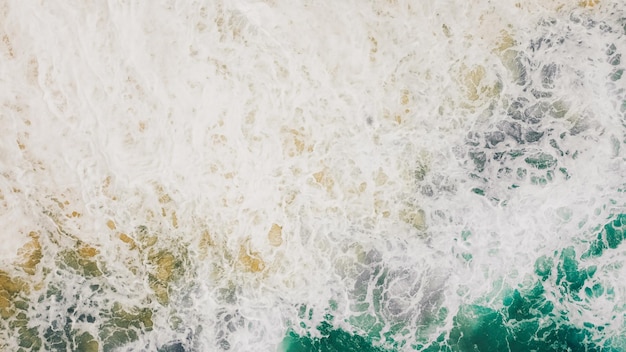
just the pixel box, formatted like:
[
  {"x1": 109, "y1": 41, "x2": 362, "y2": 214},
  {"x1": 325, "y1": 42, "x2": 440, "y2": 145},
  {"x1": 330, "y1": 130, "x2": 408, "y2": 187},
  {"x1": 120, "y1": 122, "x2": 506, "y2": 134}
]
[
  {"x1": 424, "y1": 214, "x2": 626, "y2": 351},
  {"x1": 584, "y1": 214, "x2": 626, "y2": 258},
  {"x1": 556, "y1": 246, "x2": 597, "y2": 294},
  {"x1": 430, "y1": 215, "x2": 626, "y2": 351},
  {"x1": 281, "y1": 318, "x2": 391, "y2": 352},
  {"x1": 283, "y1": 215, "x2": 626, "y2": 352},
  {"x1": 283, "y1": 287, "x2": 609, "y2": 352},
  {"x1": 281, "y1": 328, "x2": 390, "y2": 352},
  {"x1": 421, "y1": 286, "x2": 612, "y2": 352},
  {"x1": 524, "y1": 152, "x2": 557, "y2": 170},
  {"x1": 422, "y1": 290, "x2": 614, "y2": 348}
]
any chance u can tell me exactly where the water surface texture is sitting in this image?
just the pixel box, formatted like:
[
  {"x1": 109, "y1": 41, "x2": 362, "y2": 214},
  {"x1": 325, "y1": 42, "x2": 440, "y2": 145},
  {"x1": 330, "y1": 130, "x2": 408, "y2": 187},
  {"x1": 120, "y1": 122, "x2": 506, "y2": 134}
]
[{"x1": 0, "y1": 0, "x2": 625, "y2": 351}]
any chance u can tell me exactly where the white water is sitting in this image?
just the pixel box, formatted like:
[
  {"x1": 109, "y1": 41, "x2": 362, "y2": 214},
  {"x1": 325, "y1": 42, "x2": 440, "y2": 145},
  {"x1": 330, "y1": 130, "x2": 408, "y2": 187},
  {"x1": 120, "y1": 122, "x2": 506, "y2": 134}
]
[{"x1": 0, "y1": 0, "x2": 624, "y2": 351}]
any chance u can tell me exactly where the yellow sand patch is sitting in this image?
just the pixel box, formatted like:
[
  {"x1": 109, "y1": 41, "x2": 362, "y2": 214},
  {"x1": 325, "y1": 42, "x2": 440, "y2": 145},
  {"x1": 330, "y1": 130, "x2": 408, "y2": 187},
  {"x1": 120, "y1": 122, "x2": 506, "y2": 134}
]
[
  {"x1": 495, "y1": 30, "x2": 516, "y2": 53},
  {"x1": 238, "y1": 245, "x2": 265, "y2": 273},
  {"x1": 138, "y1": 230, "x2": 158, "y2": 248},
  {"x1": 76, "y1": 332, "x2": 99, "y2": 352},
  {"x1": 154, "y1": 252, "x2": 176, "y2": 282},
  {"x1": 211, "y1": 134, "x2": 227, "y2": 146},
  {"x1": 313, "y1": 169, "x2": 335, "y2": 192},
  {"x1": 268, "y1": 223, "x2": 283, "y2": 247},
  {"x1": 119, "y1": 233, "x2": 137, "y2": 249},
  {"x1": 400, "y1": 208, "x2": 427, "y2": 231},
  {"x1": 199, "y1": 230, "x2": 214, "y2": 258},
  {"x1": 155, "y1": 184, "x2": 172, "y2": 204},
  {"x1": 0, "y1": 271, "x2": 26, "y2": 319},
  {"x1": 463, "y1": 65, "x2": 486, "y2": 101},
  {"x1": 18, "y1": 231, "x2": 42, "y2": 275},
  {"x1": 106, "y1": 220, "x2": 116, "y2": 230},
  {"x1": 148, "y1": 250, "x2": 182, "y2": 304},
  {"x1": 579, "y1": 0, "x2": 599, "y2": 7},
  {"x1": 102, "y1": 176, "x2": 118, "y2": 200},
  {"x1": 171, "y1": 211, "x2": 178, "y2": 228},
  {"x1": 0, "y1": 271, "x2": 25, "y2": 296},
  {"x1": 401, "y1": 90, "x2": 410, "y2": 106},
  {"x1": 0, "y1": 294, "x2": 12, "y2": 319},
  {"x1": 282, "y1": 128, "x2": 312, "y2": 157},
  {"x1": 78, "y1": 245, "x2": 98, "y2": 258},
  {"x1": 458, "y1": 64, "x2": 501, "y2": 108}
]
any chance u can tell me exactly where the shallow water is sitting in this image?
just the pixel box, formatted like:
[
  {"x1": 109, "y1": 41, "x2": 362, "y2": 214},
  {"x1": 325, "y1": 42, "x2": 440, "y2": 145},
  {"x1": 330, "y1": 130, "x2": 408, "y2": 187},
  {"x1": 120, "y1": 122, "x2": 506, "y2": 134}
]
[{"x1": 0, "y1": 0, "x2": 625, "y2": 351}]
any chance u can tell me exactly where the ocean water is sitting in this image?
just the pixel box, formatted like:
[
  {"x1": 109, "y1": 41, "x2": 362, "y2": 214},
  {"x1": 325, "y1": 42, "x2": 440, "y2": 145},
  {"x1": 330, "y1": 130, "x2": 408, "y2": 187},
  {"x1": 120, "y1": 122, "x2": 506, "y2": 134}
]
[{"x1": 0, "y1": 0, "x2": 625, "y2": 351}]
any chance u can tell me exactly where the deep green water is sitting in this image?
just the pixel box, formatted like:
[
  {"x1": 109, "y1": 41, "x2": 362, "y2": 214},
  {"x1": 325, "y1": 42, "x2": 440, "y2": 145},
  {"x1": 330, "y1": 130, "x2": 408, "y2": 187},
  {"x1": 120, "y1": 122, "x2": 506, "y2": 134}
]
[{"x1": 282, "y1": 215, "x2": 626, "y2": 352}]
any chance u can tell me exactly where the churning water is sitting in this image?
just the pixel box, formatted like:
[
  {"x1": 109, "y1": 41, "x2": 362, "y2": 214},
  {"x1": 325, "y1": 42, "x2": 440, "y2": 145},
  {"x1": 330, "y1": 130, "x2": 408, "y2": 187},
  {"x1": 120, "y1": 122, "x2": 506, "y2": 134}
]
[{"x1": 0, "y1": 0, "x2": 625, "y2": 351}]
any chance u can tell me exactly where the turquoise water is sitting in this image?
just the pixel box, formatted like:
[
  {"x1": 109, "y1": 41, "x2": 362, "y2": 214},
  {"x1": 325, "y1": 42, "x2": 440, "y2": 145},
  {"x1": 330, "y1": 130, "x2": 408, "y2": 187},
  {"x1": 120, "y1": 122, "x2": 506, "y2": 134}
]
[
  {"x1": 284, "y1": 215, "x2": 626, "y2": 352},
  {"x1": 0, "y1": 1, "x2": 624, "y2": 351}
]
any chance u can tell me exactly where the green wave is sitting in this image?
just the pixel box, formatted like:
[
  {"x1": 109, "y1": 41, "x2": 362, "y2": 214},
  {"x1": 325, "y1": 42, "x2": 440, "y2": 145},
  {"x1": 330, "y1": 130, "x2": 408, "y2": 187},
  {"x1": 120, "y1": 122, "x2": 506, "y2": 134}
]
[{"x1": 282, "y1": 215, "x2": 626, "y2": 352}]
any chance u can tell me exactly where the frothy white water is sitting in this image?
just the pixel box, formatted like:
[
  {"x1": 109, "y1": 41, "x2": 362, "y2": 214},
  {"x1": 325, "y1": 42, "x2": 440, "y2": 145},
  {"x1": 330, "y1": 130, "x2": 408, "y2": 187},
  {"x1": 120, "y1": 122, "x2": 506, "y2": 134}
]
[{"x1": 0, "y1": 0, "x2": 624, "y2": 351}]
